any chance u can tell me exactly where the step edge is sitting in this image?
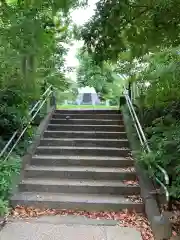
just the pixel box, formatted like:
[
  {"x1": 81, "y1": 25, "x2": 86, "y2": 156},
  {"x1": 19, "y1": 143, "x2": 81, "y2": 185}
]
[
  {"x1": 44, "y1": 130, "x2": 127, "y2": 134},
  {"x1": 32, "y1": 155, "x2": 132, "y2": 160},
  {"x1": 20, "y1": 179, "x2": 139, "y2": 187},
  {"x1": 36, "y1": 146, "x2": 130, "y2": 150},
  {"x1": 51, "y1": 118, "x2": 123, "y2": 121},
  {"x1": 25, "y1": 166, "x2": 136, "y2": 173},
  {"x1": 40, "y1": 138, "x2": 128, "y2": 142},
  {"x1": 48, "y1": 124, "x2": 124, "y2": 127},
  {"x1": 11, "y1": 192, "x2": 142, "y2": 205}
]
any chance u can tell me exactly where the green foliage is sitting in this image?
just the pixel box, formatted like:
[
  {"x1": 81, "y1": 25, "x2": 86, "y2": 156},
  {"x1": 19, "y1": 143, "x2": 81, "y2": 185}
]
[
  {"x1": 0, "y1": 87, "x2": 29, "y2": 139},
  {"x1": 0, "y1": 122, "x2": 36, "y2": 215},
  {"x1": 82, "y1": 0, "x2": 180, "y2": 62},
  {"x1": 76, "y1": 49, "x2": 123, "y2": 100},
  {"x1": 0, "y1": 0, "x2": 86, "y2": 138},
  {"x1": 0, "y1": 156, "x2": 21, "y2": 215},
  {"x1": 57, "y1": 89, "x2": 78, "y2": 104},
  {"x1": 0, "y1": 0, "x2": 87, "y2": 215},
  {"x1": 133, "y1": 48, "x2": 180, "y2": 199},
  {"x1": 79, "y1": 0, "x2": 180, "y2": 202},
  {"x1": 136, "y1": 48, "x2": 180, "y2": 106},
  {"x1": 138, "y1": 116, "x2": 180, "y2": 199},
  {"x1": 0, "y1": 199, "x2": 9, "y2": 216},
  {"x1": 0, "y1": 0, "x2": 85, "y2": 142}
]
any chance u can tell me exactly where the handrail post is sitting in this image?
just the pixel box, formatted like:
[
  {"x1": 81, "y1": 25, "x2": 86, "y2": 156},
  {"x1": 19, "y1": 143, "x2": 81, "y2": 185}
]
[
  {"x1": 50, "y1": 86, "x2": 56, "y2": 108},
  {"x1": 46, "y1": 95, "x2": 50, "y2": 114},
  {"x1": 128, "y1": 82, "x2": 132, "y2": 100},
  {"x1": 119, "y1": 96, "x2": 126, "y2": 109}
]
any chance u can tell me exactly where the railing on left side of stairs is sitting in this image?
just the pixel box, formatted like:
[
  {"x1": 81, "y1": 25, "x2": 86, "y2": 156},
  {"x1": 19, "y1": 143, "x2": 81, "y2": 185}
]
[{"x1": 0, "y1": 85, "x2": 56, "y2": 161}]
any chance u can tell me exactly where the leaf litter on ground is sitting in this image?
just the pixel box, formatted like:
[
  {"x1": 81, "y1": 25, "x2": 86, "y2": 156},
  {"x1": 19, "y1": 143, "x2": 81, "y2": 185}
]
[
  {"x1": 126, "y1": 195, "x2": 143, "y2": 203},
  {"x1": 123, "y1": 180, "x2": 139, "y2": 186},
  {"x1": 12, "y1": 206, "x2": 154, "y2": 240},
  {"x1": 162, "y1": 200, "x2": 180, "y2": 238}
]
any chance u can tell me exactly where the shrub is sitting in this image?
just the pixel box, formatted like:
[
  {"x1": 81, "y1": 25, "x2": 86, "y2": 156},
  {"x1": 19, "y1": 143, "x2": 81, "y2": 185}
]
[
  {"x1": 137, "y1": 111, "x2": 180, "y2": 199},
  {"x1": 0, "y1": 156, "x2": 21, "y2": 215}
]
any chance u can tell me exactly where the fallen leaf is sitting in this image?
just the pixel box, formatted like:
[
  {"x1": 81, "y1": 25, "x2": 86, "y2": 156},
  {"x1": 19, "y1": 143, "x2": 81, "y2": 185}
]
[
  {"x1": 123, "y1": 180, "x2": 139, "y2": 186},
  {"x1": 11, "y1": 207, "x2": 154, "y2": 240},
  {"x1": 126, "y1": 195, "x2": 143, "y2": 203}
]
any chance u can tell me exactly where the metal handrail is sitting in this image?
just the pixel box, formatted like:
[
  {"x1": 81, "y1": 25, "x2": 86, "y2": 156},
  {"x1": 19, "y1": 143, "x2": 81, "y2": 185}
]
[
  {"x1": 0, "y1": 131, "x2": 18, "y2": 158},
  {"x1": 0, "y1": 86, "x2": 53, "y2": 160},
  {"x1": 29, "y1": 85, "x2": 52, "y2": 115},
  {"x1": 123, "y1": 89, "x2": 170, "y2": 202}
]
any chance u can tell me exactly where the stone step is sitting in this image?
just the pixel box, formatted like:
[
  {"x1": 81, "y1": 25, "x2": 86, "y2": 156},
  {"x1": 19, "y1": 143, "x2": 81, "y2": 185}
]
[
  {"x1": 47, "y1": 124, "x2": 125, "y2": 132},
  {"x1": 19, "y1": 178, "x2": 140, "y2": 195},
  {"x1": 11, "y1": 108, "x2": 143, "y2": 213},
  {"x1": 50, "y1": 118, "x2": 123, "y2": 125},
  {"x1": 24, "y1": 166, "x2": 137, "y2": 181},
  {"x1": 43, "y1": 131, "x2": 127, "y2": 139},
  {"x1": 11, "y1": 192, "x2": 143, "y2": 212},
  {"x1": 52, "y1": 114, "x2": 122, "y2": 120},
  {"x1": 54, "y1": 110, "x2": 120, "y2": 114},
  {"x1": 40, "y1": 138, "x2": 129, "y2": 148},
  {"x1": 31, "y1": 155, "x2": 134, "y2": 168},
  {"x1": 35, "y1": 146, "x2": 130, "y2": 157}
]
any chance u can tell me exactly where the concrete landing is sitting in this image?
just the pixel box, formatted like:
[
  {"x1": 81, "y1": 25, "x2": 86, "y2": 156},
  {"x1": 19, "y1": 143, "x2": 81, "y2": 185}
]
[{"x1": 0, "y1": 216, "x2": 142, "y2": 240}]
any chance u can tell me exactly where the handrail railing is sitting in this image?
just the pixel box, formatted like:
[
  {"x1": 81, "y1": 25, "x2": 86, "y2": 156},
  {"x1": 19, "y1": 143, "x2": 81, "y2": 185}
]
[
  {"x1": 0, "y1": 85, "x2": 55, "y2": 161},
  {"x1": 123, "y1": 89, "x2": 170, "y2": 202},
  {"x1": 29, "y1": 85, "x2": 52, "y2": 115}
]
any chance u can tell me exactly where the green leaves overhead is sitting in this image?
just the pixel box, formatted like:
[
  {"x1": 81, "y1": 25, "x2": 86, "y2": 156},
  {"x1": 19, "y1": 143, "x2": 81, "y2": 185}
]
[
  {"x1": 0, "y1": 0, "x2": 86, "y2": 93},
  {"x1": 135, "y1": 47, "x2": 180, "y2": 107},
  {"x1": 77, "y1": 50, "x2": 113, "y2": 89},
  {"x1": 78, "y1": 0, "x2": 180, "y2": 204},
  {"x1": 82, "y1": 0, "x2": 180, "y2": 62},
  {"x1": 76, "y1": 49, "x2": 124, "y2": 100},
  {"x1": 0, "y1": 0, "x2": 87, "y2": 214}
]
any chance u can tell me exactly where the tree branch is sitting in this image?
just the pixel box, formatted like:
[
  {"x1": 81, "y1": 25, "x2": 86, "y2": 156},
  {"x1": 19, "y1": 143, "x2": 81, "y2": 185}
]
[{"x1": 125, "y1": 2, "x2": 150, "y2": 8}]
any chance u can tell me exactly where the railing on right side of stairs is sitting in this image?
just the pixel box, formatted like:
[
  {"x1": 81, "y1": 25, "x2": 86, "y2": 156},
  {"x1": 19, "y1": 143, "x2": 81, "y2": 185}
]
[
  {"x1": 0, "y1": 85, "x2": 56, "y2": 161},
  {"x1": 122, "y1": 88, "x2": 170, "y2": 205}
]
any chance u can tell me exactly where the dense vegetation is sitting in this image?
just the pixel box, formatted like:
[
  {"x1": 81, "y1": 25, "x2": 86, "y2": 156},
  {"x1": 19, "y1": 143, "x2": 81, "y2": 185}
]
[
  {"x1": 81, "y1": 0, "x2": 180, "y2": 205},
  {"x1": 0, "y1": 0, "x2": 85, "y2": 140},
  {"x1": 1, "y1": 0, "x2": 180, "y2": 214},
  {"x1": 0, "y1": 0, "x2": 86, "y2": 215},
  {"x1": 76, "y1": 49, "x2": 125, "y2": 103},
  {"x1": 134, "y1": 48, "x2": 180, "y2": 202}
]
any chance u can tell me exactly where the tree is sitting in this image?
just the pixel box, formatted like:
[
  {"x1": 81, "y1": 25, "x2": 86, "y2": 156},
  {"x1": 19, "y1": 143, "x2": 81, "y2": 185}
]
[
  {"x1": 0, "y1": 0, "x2": 87, "y2": 137},
  {"x1": 0, "y1": 0, "x2": 88, "y2": 216},
  {"x1": 76, "y1": 49, "x2": 123, "y2": 101},
  {"x1": 79, "y1": 0, "x2": 180, "y2": 204},
  {"x1": 81, "y1": 0, "x2": 180, "y2": 62}
]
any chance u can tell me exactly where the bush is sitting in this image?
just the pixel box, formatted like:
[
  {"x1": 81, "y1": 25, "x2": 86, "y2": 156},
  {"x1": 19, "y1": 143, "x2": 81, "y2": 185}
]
[
  {"x1": 137, "y1": 106, "x2": 180, "y2": 199},
  {"x1": 0, "y1": 156, "x2": 21, "y2": 215},
  {"x1": 0, "y1": 87, "x2": 29, "y2": 140}
]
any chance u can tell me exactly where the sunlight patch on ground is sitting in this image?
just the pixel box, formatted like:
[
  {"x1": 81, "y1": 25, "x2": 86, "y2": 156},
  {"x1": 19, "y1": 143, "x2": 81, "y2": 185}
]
[{"x1": 57, "y1": 105, "x2": 119, "y2": 110}]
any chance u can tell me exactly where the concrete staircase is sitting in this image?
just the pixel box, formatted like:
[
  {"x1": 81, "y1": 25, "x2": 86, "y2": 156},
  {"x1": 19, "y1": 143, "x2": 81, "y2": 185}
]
[{"x1": 11, "y1": 110, "x2": 143, "y2": 212}]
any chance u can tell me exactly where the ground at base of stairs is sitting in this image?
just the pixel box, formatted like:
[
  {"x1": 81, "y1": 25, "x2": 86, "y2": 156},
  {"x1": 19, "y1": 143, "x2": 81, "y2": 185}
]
[{"x1": 0, "y1": 216, "x2": 142, "y2": 240}]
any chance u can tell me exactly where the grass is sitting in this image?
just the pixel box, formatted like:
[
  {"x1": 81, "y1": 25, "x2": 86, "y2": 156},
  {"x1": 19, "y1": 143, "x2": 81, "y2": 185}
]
[{"x1": 57, "y1": 105, "x2": 118, "y2": 110}]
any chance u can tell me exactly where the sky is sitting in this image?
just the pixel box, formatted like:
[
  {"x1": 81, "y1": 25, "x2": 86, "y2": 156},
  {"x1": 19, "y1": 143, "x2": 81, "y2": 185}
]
[
  {"x1": 71, "y1": 0, "x2": 98, "y2": 26},
  {"x1": 65, "y1": 0, "x2": 98, "y2": 75}
]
